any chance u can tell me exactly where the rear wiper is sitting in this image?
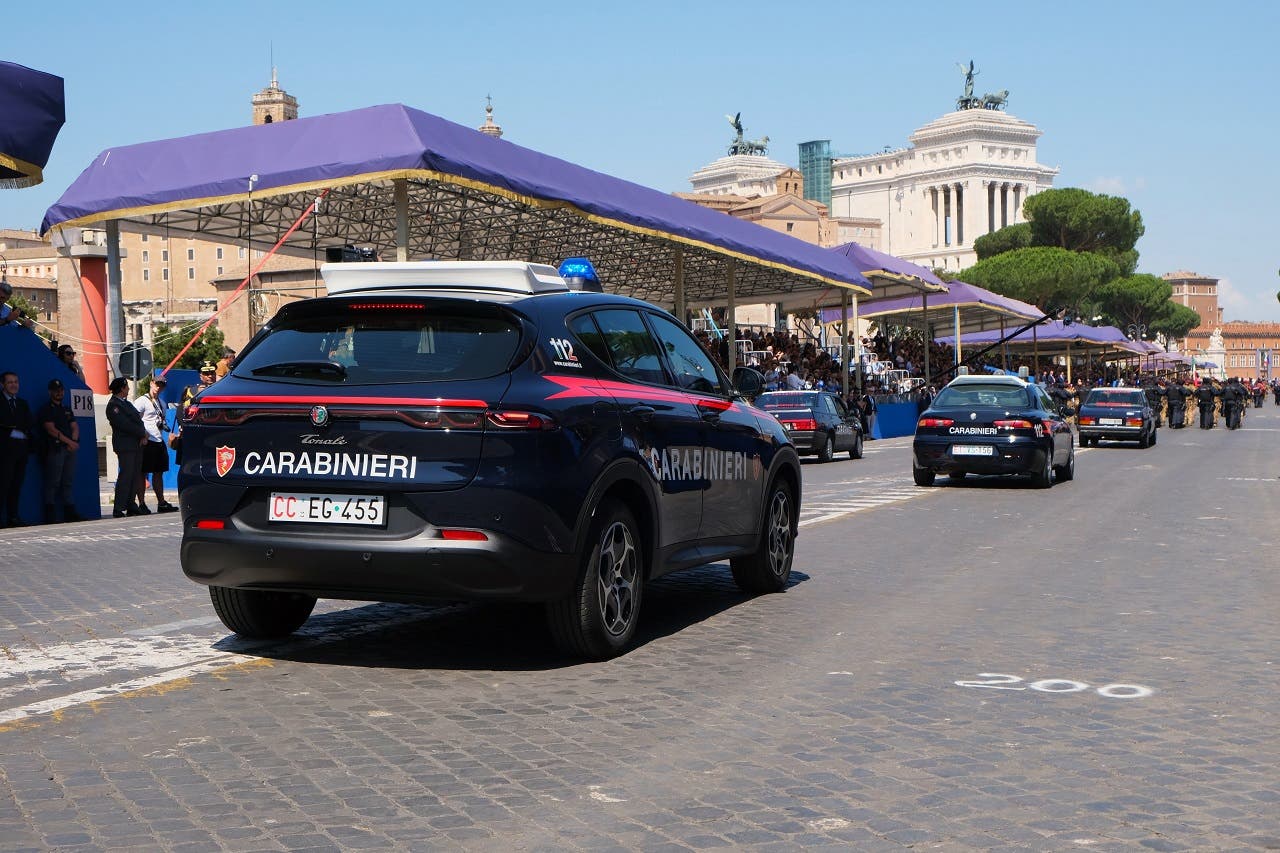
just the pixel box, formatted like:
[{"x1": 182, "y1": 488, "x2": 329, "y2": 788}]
[{"x1": 250, "y1": 360, "x2": 347, "y2": 379}]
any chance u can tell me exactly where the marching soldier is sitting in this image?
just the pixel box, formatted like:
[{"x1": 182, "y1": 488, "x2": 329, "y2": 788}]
[
  {"x1": 1165, "y1": 377, "x2": 1191, "y2": 429},
  {"x1": 1194, "y1": 379, "x2": 1218, "y2": 429},
  {"x1": 1142, "y1": 377, "x2": 1165, "y2": 427},
  {"x1": 1221, "y1": 377, "x2": 1245, "y2": 430}
]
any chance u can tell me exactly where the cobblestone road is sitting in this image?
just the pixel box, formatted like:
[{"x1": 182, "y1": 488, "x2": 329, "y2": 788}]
[{"x1": 2, "y1": 413, "x2": 1278, "y2": 851}]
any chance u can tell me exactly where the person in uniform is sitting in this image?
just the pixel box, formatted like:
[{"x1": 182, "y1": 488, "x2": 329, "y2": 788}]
[
  {"x1": 1252, "y1": 379, "x2": 1265, "y2": 408},
  {"x1": 1142, "y1": 377, "x2": 1165, "y2": 428},
  {"x1": 1194, "y1": 380, "x2": 1218, "y2": 429},
  {"x1": 1221, "y1": 377, "x2": 1245, "y2": 430},
  {"x1": 37, "y1": 378, "x2": 80, "y2": 523},
  {"x1": 106, "y1": 377, "x2": 148, "y2": 518},
  {"x1": 1049, "y1": 381, "x2": 1075, "y2": 416},
  {"x1": 1164, "y1": 377, "x2": 1190, "y2": 429}
]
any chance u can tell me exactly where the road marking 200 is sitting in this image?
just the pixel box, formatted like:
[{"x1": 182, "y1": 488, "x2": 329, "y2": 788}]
[{"x1": 954, "y1": 673, "x2": 1153, "y2": 699}]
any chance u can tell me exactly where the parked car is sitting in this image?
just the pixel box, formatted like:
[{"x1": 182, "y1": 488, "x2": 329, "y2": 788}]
[
  {"x1": 912, "y1": 375, "x2": 1075, "y2": 488},
  {"x1": 756, "y1": 390, "x2": 864, "y2": 461}
]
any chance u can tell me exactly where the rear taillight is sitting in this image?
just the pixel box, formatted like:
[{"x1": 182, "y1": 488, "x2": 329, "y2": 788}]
[
  {"x1": 917, "y1": 418, "x2": 954, "y2": 428},
  {"x1": 485, "y1": 410, "x2": 557, "y2": 430},
  {"x1": 1125, "y1": 418, "x2": 1144, "y2": 427},
  {"x1": 993, "y1": 419, "x2": 1034, "y2": 429},
  {"x1": 783, "y1": 418, "x2": 819, "y2": 431},
  {"x1": 1078, "y1": 416, "x2": 1096, "y2": 425},
  {"x1": 195, "y1": 519, "x2": 225, "y2": 530}
]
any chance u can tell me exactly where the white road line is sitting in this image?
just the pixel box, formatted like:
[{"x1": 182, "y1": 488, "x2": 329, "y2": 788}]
[{"x1": 0, "y1": 603, "x2": 445, "y2": 726}]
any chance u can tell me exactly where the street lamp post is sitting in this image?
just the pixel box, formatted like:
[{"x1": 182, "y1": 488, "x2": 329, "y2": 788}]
[{"x1": 1127, "y1": 324, "x2": 1148, "y2": 379}]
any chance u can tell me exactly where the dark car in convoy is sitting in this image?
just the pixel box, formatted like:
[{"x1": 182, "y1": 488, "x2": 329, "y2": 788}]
[
  {"x1": 911, "y1": 375, "x2": 1075, "y2": 488},
  {"x1": 177, "y1": 261, "x2": 802, "y2": 659},
  {"x1": 755, "y1": 390, "x2": 864, "y2": 461},
  {"x1": 1076, "y1": 387, "x2": 1157, "y2": 447}
]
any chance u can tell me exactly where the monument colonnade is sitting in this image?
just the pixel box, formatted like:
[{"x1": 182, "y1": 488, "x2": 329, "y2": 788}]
[{"x1": 924, "y1": 180, "x2": 1033, "y2": 250}]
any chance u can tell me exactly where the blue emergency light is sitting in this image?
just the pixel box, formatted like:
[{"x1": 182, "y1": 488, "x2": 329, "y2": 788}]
[{"x1": 558, "y1": 257, "x2": 602, "y2": 292}]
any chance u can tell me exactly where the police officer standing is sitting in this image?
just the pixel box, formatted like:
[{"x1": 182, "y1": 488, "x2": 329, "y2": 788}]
[
  {"x1": 106, "y1": 377, "x2": 148, "y2": 518},
  {"x1": 1194, "y1": 379, "x2": 1218, "y2": 429}
]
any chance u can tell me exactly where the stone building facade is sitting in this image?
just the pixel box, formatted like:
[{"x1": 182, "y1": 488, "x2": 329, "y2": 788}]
[
  {"x1": 1167, "y1": 270, "x2": 1280, "y2": 378},
  {"x1": 829, "y1": 108, "x2": 1059, "y2": 273}
]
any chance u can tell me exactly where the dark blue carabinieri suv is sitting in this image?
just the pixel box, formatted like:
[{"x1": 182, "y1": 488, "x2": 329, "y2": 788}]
[{"x1": 179, "y1": 261, "x2": 801, "y2": 659}]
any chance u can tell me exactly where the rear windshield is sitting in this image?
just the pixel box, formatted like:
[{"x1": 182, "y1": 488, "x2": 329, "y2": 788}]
[
  {"x1": 758, "y1": 393, "x2": 814, "y2": 409},
  {"x1": 1085, "y1": 389, "x2": 1146, "y2": 406},
  {"x1": 235, "y1": 305, "x2": 522, "y2": 384},
  {"x1": 934, "y1": 383, "x2": 1029, "y2": 408}
]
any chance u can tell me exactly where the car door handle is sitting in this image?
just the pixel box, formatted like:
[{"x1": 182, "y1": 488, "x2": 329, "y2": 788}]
[
  {"x1": 626, "y1": 405, "x2": 655, "y2": 421},
  {"x1": 696, "y1": 403, "x2": 723, "y2": 422}
]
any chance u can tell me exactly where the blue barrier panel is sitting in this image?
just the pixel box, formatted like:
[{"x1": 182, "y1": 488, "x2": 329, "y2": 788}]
[
  {"x1": 0, "y1": 325, "x2": 100, "y2": 523},
  {"x1": 872, "y1": 401, "x2": 919, "y2": 439},
  {"x1": 156, "y1": 370, "x2": 198, "y2": 492}
]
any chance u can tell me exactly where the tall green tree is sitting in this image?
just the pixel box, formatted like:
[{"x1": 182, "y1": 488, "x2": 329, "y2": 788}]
[
  {"x1": 968, "y1": 187, "x2": 1145, "y2": 274},
  {"x1": 1023, "y1": 188, "x2": 1144, "y2": 274},
  {"x1": 961, "y1": 247, "x2": 1119, "y2": 314},
  {"x1": 1093, "y1": 274, "x2": 1173, "y2": 331},
  {"x1": 1148, "y1": 302, "x2": 1201, "y2": 345},
  {"x1": 152, "y1": 323, "x2": 226, "y2": 372},
  {"x1": 973, "y1": 222, "x2": 1031, "y2": 261}
]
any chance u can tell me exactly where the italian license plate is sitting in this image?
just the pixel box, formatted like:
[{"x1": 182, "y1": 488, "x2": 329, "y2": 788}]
[
  {"x1": 268, "y1": 492, "x2": 385, "y2": 526},
  {"x1": 1099, "y1": 418, "x2": 1123, "y2": 426},
  {"x1": 951, "y1": 445, "x2": 995, "y2": 457}
]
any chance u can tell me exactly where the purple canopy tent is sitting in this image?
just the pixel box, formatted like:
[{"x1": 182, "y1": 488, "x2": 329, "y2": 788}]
[
  {"x1": 41, "y1": 103, "x2": 869, "y2": 312},
  {"x1": 935, "y1": 320, "x2": 1147, "y2": 382},
  {"x1": 856, "y1": 279, "x2": 1043, "y2": 381},
  {"x1": 0, "y1": 61, "x2": 65, "y2": 189},
  {"x1": 828, "y1": 241, "x2": 947, "y2": 299}
]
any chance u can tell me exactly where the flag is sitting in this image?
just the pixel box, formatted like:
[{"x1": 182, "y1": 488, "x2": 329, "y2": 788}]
[{"x1": 0, "y1": 61, "x2": 65, "y2": 189}]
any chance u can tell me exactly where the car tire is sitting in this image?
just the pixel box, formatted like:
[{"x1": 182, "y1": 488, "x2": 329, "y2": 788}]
[
  {"x1": 209, "y1": 586, "x2": 315, "y2": 639},
  {"x1": 1150, "y1": 428, "x2": 1158, "y2": 446},
  {"x1": 1137, "y1": 430, "x2": 1150, "y2": 448},
  {"x1": 817, "y1": 433, "x2": 834, "y2": 463},
  {"x1": 548, "y1": 499, "x2": 643, "y2": 660},
  {"x1": 1030, "y1": 448, "x2": 1053, "y2": 489},
  {"x1": 912, "y1": 463, "x2": 935, "y2": 487},
  {"x1": 731, "y1": 480, "x2": 796, "y2": 594},
  {"x1": 850, "y1": 432, "x2": 864, "y2": 460},
  {"x1": 1054, "y1": 442, "x2": 1075, "y2": 482}
]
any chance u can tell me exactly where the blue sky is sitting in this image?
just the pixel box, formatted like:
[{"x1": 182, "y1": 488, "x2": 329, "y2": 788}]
[{"x1": 4, "y1": 0, "x2": 1278, "y2": 320}]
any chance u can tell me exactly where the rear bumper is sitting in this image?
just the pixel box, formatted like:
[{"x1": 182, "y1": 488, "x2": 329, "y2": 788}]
[
  {"x1": 181, "y1": 523, "x2": 577, "y2": 603},
  {"x1": 783, "y1": 429, "x2": 819, "y2": 454},
  {"x1": 912, "y1": 436, "x2": 1045, "y2": 475},
  {"x1": 1078, "y1": 425, "x2": 1146, "y2": 441}
]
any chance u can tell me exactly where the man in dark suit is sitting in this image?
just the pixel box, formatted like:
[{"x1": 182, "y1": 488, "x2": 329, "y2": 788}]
[
  {"x1": 0, "y1": 370, "x2": 34, "y2": 526},
  {"x1": 106, "y1": 377, "x2": 148, "y2": 518}
]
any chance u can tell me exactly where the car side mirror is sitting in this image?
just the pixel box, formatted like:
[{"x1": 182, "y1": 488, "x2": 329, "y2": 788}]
[{"x1": 732, "y1": 366, "x2": 764, "y2": 399}]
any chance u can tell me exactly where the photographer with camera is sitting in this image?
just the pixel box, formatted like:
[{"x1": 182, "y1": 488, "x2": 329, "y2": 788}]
[{"x1": 0, "y1": 282, "x2": 35, "y2": 331}]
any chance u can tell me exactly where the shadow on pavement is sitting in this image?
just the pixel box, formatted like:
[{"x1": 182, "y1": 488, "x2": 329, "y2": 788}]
[{"x1": 211, "y1": 564, "x2": 809, "y2": 671}]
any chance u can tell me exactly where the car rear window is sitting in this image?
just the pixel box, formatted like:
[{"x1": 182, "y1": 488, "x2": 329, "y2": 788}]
[
  {"x1": 934, "y1": 384, "x2": 1029, "y2": 408},
  {"x1": 1085, "y1": 389, "x2": 1146, "y2": 406},
  {"x1": 235, "y1": 304, "x2": 522, "y2": 384},
  {"x1": 758, "y1": 393, "x2": 814, "y2": 409}
]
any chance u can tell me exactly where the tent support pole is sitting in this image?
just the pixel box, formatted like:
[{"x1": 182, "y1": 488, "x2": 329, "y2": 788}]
[
  {"x1": 954, "y1": 304, "x2": 961, "y2": 367},
  {"x1": 394, "y1": 179, "x2": 409, "y2": 262},
  {"x1": 1000, "y1": 318, "x2": 1008, "y2": 372},
  {"x1": 673, "y1": 247, "x2": 685, "y2": 322},
  {"x1": 841, "y1": 289, "x2": 850, "y2": 401},
  {"x1": 852, "y1": 292, "x2": 862, "y2": 394},
  {"x1": 106, "y1": 220, "x2": 124, "y2": 380},
  {"x1": 1033, "y1": 323, "x2": 1040, "y2": 379},
  {"x1": 726, "y1": 260, "x2": 737, "y2": 375},
  {"x1": 921, "y1": 292, "x2": 930, "y2": 387}
]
